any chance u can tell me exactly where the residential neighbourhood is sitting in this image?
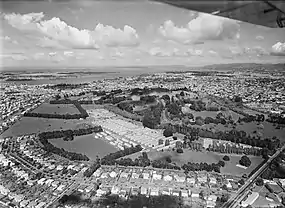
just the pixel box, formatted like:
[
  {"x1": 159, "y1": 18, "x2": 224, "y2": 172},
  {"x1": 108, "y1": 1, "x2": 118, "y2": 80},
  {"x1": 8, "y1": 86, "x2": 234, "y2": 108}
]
[{"x1": 0, "y1": 63, "x2": 285, "y2": 208}]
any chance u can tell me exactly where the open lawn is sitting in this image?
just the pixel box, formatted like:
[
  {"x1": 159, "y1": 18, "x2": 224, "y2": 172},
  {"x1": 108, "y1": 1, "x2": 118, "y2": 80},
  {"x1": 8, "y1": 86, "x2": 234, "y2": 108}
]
[
  {"x1": 220, "y1": 154, "x2": 264, "y2": 177},
  {"x1": 1, "y1": 117, "x2": 88, "y2": 137},
  {"x1": 147, "y1": 149, "x2": 220, "y2": 165},
  {"x1": 50, "y1": 134, "x2": 118, "y2": 159},
  {"x1": 236, "y1": 121, "x2": 285, "y2": 141},
  {"x1": 195, "y1": 120, "x2": 285, "y2": 142},
  {"x1": 32, "y1": 103, "x2": 79, "y2": 114},
  {"x1": 145, "y1": 149, "x2": 263, "y2": 177}
]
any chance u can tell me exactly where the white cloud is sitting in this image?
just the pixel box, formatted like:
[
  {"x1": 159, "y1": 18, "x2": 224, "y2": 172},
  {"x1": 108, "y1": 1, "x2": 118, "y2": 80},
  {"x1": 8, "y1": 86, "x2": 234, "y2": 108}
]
[
  {"x1": 49, "y1": 52, "x2": 57, "y2": 56},
  {"x1": 148, "y1": 47, "x2": 203, "y2": 57},
  {"x1": 271, "y1": 42, "x2": 285, "y2": 56},
  {"x1": 186, "y1": 49, "x2": 203, "y2": 56},
  {"x1": 4, "y1": 12, "x2": 140, "y2": 49},
  {"x1": 243, "y1": 46, "x2": 269, "y2": 56},
  {"x1": 229, "y1": 46, "x2": 269, "y2": 57},
  {"x1": 158, "y1": 13, "x2": 240, "y2": 44},
  {"x1": 256, "y1": 35, "x2": 264, "y2": 41},
  {"x1": 63, "y1": 51, "x2": 74, "y2": 57},
  {"x1": 149, "y1": 47, "x2": 172, "y2": 57},
  {"x1": 38, "y1": 37, "x2": 66, "y2": 49},
  {"x1": 111, "y1": 49, "x2": 124, "y2": 58},
  {"x1": 4, "y1": 36, "x2": 11, "y2": 41},
  {"x1": 33, "y1": 52, "x2": 45, "y2": 60},
  {"x1": 1, "y1": 53, "x2": 28, "y2": 61},
  {"x1": 208, "y1": 50, "x2": 218, "y2": 56},
  {"x1": 0, "y1": 35, "x2": 18, "y2": 44}
]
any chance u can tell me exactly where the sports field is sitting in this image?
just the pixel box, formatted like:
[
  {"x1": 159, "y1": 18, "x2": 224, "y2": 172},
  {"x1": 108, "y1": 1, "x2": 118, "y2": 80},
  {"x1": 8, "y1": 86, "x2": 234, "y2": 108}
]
[
  {"x1": 31, "y1": 103, "x2": 79, "y2": 114},
  {"x1": 1, "y1": 117, "x2": 86, "y2": 137}
]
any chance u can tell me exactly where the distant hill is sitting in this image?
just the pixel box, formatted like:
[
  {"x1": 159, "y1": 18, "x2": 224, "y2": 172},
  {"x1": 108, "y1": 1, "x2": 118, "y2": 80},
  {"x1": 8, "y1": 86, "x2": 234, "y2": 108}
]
[{"x1": 201, "y1": 63, "x2": 285, "y2": 71}]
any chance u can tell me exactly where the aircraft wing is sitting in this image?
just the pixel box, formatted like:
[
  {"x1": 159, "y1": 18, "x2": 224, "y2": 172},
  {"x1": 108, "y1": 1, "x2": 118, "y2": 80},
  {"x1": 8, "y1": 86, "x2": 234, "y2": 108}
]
[{"x1": 152, "y1": 0, "x2": 285, "y2": 28}]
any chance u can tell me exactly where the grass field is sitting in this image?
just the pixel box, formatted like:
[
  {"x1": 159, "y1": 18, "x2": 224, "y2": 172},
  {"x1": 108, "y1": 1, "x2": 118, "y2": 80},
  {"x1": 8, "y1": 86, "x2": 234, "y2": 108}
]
[
  {"x1": 49, "y1": 134, "x2": 118, "y2": 159},
  {"x1": 236, "y1": 121, "x2": 285, "y2": 141},
  {"x1": 1, "y1": 117, "x2": 88, "y2": 137},
  {"x1": 145, "y1": 149, "x2": 264, "y2": 177},
  {"x1": 32, "y1": 103, "x2": 79, "y2": 114},
  {"x1": 219, "y1": 154, "x2": 264, "y2": 176}
]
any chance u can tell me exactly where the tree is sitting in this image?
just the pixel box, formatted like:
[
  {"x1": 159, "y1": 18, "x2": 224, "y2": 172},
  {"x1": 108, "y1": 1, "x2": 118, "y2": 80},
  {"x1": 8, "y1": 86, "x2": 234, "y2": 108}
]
[
  {"x1": 142, "y1": 152, "x2": 148, "y2": 160},
  {"x1": 220, "y1": 194, "x2": 229, "y2": 203},
  {"x1": 163, "y1": 128, "x2": 173, "y2": 138},
  {"x1": 239, "y1": 155, "x2": 251, "y2": 167},
  {"x1": 176, "y1": 148, "x2": 183, "y2": 154},
  {"x1": 165, "y1": 156, "x2": 172, "y2": 163},
  {"x1": 234, "y1": 96, "x2": 242, "y2": 103},
  {"x1": 199, "y1": 191, "x2": 204, "y2": 200},
  {"x1": 238, "y1": 179, "x2": 245, "y2": 185},
  {"x1": 223, "y1": 155, "x2": 230, "y2": 161},
  {"x1": 218, "y1": 160, "x2": 225, "y2": 167},
  {"x1": 255, "y1": 178, "x2": 264, "y2": 186}
]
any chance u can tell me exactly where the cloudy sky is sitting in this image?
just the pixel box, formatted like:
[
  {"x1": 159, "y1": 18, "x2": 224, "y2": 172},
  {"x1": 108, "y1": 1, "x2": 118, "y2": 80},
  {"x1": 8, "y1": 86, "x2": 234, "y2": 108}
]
[{"x1": 0, "y1": 0, "x2": 285, "y2": 69}]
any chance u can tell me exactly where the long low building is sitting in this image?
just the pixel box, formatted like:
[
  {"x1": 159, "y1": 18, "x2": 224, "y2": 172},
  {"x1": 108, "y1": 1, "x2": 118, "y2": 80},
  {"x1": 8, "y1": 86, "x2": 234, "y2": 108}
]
[{"x1": 241, "y1": 192, "x2": 259, "y2": 207}]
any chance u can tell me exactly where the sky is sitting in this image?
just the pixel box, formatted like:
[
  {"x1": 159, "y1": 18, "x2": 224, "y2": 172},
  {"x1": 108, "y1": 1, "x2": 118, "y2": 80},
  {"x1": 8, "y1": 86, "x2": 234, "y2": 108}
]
[{"x1": 0, "y1": 0, "x2": 285, "y2": 69}]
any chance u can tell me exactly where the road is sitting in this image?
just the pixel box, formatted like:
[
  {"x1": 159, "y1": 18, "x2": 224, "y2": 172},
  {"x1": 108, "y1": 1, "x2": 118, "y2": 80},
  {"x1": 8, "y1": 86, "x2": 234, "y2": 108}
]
[
  {"x1": 222, "y1": 144, "x2": 285, "y2": 208},
  {"x1": 45, "y1": 180, "x2": 80, "y2": 208}
]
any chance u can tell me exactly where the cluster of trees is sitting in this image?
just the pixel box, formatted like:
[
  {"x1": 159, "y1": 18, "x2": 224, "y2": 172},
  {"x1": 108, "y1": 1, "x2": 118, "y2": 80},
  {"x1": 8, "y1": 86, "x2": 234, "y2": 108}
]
[
  {"x1": 208, "y1": 144, "x2": 262, "y2": 156},
  {"x1": 266, "y1": 113, "x2": 285, "y2": 124},
  {"x1": 151, "y1": 159, "x2": 181, "y2": 170},
  {"x1": 130, "y1": 87, "x2": 169, "y2": 95},
  {"x1": 261, "y1": 152, "x2": 285, "y2": 180},
  {"x1": 172, "y1": 124, "x2": 281, "y2": 151},
  {"x1": 206, "y1": 105, "x2": 219, "y2": 112},
  {"x1": 116, "y1": 152, "x2": 151, "y2": 167},
  {"x1": 38, "y1": 126, "x2": 103, "y2": 141},
  {"x1": 182, "y1": 161, "x2": 222, "y2": 173},
  {"x1": 86, "y1": 152, "x2": 151, "y2": 174},
  {"x1": 44, "y1": 83, "x2": 88, "y2": 90},
  {"x1": 78, "y1": 100, "x2": 93, "y2": 104},
  {"x1": 142, "y1": 103, "x2": 163, "y2": 129},
  {"x1": 104, "y1": 105, "x2": 142, "y2": 121},
  {"x1": 92, "y1": 90, "x2": 106, "y2": 96},
  {"x1": 140, "y1": 95, "x2": 156, "y2": 104},
  {"x1": 238, "y1": 114, "x2": 265, "y2": 123},
  {"x1": 239, "y1": 155, "x2": 251, "y2": 167},
  {"x1": 167, "y1": 102, "x2": 181, "y2": 116},
  {"x1": 94, "y1": 95, "x2": 127, "y2": 105},
  {"x1": 83, "y1": 157, "x2": 101, "y2": 177},
  {"x1": 203, "y1": 116, "x2": 227, "y2": 125},
  {"x1": 24, "y1": 112, "x2": 85, "y2": 119},
  {"x1": 94, "y1": 194, "x2": 186, "y2": 208},
  {"x1": 6, "y1": 78, "x2": 33, "y2": 81},
  {"x1": 100, "y1": 145, "x2": 143, "y2": 165},
  {"x1": 117, "y1": 102, "x2": 134, "y2": 113}
]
